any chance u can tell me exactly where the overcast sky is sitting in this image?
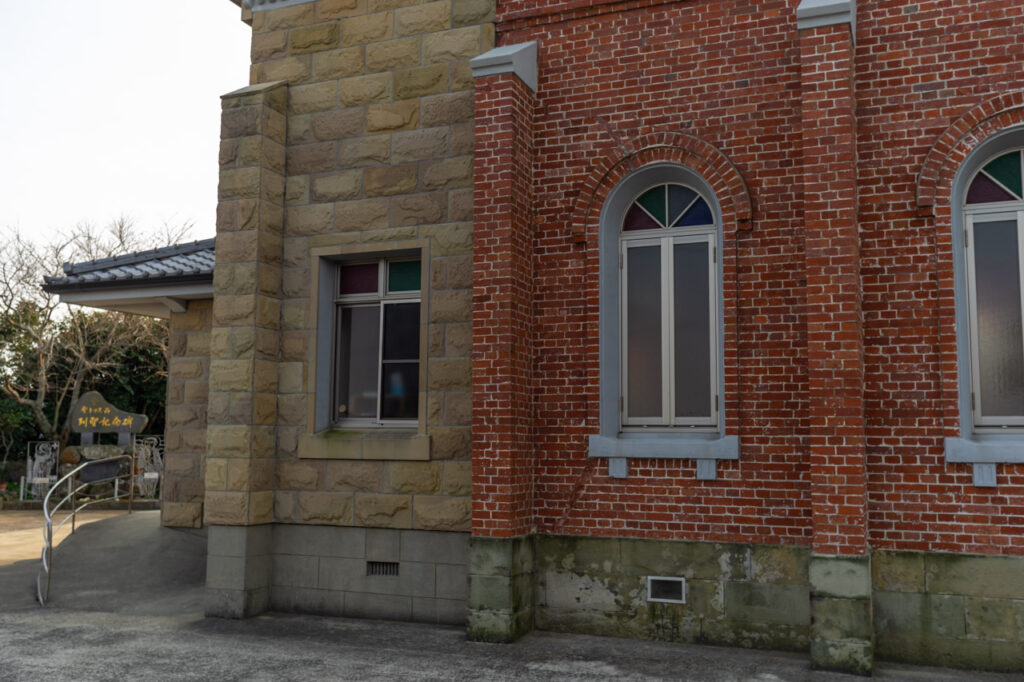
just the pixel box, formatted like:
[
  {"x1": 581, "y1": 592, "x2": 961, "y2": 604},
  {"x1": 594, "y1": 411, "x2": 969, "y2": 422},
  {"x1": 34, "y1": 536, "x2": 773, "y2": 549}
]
[{"x1": 0, "y1": 1, "x2": 252, "y2": 245}]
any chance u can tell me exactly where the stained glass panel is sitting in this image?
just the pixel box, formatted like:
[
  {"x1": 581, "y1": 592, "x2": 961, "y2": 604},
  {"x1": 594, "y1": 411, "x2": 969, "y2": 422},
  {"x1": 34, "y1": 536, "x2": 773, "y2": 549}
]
[
  {"x1": 388, "y1": 260, "x2": 421, "y2": 292},
  {"x1": 982, "y1": 151, "x2": 1023, "y2": 200},
  {"x1": 967, "y1": 173, "x2": 1018, "y2": 205},
  {"x1": 339, "y1": 263, "x2": 378, "y2": 295},
  {"x1": 675, "y1": 198, "x2": 713, "y2": 227},
  {"x1": 623, "y1": 203, "x2": 661, "y2": 231},
  {"x1": 668, "y1": 185, "x2": 698, "y2": 226},
  {"x1": 637, "y1": 186, "x2": 667, "y2": 226}
]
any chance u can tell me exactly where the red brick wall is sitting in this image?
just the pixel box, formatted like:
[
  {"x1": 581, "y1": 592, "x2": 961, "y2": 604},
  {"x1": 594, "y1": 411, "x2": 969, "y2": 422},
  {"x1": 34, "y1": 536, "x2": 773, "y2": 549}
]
[
  {"x1": 472, "y1": 72, "x2": 537, "y2": 537},
  {"x1": 470, "y1": 0, "x2": 1024, "y2": 554},
  {"x1": 858, "y1": 0, "x2": 1024, "y2": 554},
  {"x1": 800, "y1": 23, "x2": 866, "y2": 557}
]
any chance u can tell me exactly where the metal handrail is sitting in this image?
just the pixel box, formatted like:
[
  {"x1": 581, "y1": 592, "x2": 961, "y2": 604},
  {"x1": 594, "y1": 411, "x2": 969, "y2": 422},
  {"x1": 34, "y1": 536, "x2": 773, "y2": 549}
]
[{"x1": 37, "y1": 453, "x2": 135, "y2": 605}]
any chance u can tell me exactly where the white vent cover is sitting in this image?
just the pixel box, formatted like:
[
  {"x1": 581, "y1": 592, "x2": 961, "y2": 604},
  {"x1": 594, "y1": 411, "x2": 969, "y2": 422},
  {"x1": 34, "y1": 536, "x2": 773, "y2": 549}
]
[{"x1": 647, "y1": 576, "x2": 686, "y2": 604}]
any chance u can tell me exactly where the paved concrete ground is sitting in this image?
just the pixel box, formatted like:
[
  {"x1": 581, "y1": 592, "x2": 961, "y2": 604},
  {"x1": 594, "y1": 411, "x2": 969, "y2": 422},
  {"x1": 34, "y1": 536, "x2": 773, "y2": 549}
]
[
  {"x1": 0, "y1": 510, "x2": 123, "y2": 565},
  {"x1": 0, "y1": 511, "x2": 1018, "y2": 682}
]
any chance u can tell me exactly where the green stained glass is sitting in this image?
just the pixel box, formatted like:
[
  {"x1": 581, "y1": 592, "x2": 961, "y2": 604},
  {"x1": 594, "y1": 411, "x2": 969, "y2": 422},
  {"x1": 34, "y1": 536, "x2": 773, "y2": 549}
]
[
  {"x1": 637, "y1": 186, "x2": 667, "y2": 226},
  {"x1": 983, "y1": 151, "x2": 1023, "y2": 199},
  {"x1": 388, "y1": 260, "x2": 421, "y2": 292}
]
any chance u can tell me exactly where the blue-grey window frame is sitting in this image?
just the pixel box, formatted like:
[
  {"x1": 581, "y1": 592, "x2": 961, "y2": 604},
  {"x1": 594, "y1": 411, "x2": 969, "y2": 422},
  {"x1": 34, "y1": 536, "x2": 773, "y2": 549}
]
[
  {"x1": 945, "y1": 126, "x2": 1024, "y2": 486},
  {"x1": 314, "y1": 246, "x2": 425, "y2": 433},
  {"x1": 588, "y1": 164, "x2": 738, "y2": 479}
]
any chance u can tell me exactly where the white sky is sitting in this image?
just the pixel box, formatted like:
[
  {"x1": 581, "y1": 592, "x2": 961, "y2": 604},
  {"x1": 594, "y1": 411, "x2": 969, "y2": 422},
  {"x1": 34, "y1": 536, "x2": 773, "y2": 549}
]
[{"x1": 0, "y1": 0, "x2": 252, "y2": 244}]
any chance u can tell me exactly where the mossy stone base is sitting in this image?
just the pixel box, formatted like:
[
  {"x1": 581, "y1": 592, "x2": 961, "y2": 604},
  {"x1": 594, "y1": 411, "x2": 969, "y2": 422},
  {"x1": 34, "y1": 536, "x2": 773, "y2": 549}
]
[
  {"x1": 466, "y1": 536, "x2": 535, "y2": 642},
  {"x1": 809, "y1": 554, "x2": 873, "y2": 676}
]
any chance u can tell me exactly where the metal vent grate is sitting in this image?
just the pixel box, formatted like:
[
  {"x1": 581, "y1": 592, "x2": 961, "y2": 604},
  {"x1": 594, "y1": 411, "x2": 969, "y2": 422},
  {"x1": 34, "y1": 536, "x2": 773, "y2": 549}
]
[
  {"x1": 647, "y1": 576, "x2": 686, "y2": 604},
  {"x1": 366, "y1": 561, "x2": 400, "y2": 576}
]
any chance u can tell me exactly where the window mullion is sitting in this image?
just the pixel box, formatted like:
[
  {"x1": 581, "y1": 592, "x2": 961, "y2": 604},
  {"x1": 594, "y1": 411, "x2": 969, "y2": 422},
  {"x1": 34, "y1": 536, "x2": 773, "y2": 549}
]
[
  {"x1": 966, "y1": 214, "x2": 984, "y2": 425},
  {"x1": 620, "y1": 240, "x2": 629, "y2": 424},
  {"x1": 1018, "y1": 211, "x2": 1024, "y2": 400},
  {"x1": 376, "y1": 301, "x2": 385, "y2": 424},
  {"x1": 707, "y1": 234, "x2": 718, "y2": 425},
  {"x1": 661, "y1": 237, "x2": 673, "y2": 425}
]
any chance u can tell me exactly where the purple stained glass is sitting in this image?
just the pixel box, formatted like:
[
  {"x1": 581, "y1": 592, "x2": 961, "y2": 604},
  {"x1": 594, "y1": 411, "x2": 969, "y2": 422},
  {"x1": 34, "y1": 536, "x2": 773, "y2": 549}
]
[
  {"x1": 623, "y1": 203, "x2": 661, "y2": 231},
  {"x1": 339, "y1": 262, "x2": 379, "y2": 295},
  {"x1": 967, "y1": 173, "x2": 1018, "y2": 205}
]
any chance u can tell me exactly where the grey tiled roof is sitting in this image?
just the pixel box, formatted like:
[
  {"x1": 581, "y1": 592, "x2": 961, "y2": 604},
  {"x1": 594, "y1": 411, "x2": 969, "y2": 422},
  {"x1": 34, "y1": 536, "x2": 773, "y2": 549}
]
[{"x1": 43, "y1": 238, "x2": 216, "y2": 291}]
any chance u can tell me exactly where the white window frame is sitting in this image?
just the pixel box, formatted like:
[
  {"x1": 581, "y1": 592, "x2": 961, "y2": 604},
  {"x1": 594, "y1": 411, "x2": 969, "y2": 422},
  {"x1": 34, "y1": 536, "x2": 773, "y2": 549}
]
[
  {"x1": 964, "y1": 206, "x2": 1024, "y2": 429},
  {"x1": 331, "y1": 257, "x2": 421, "y2": 429},
  {"x1": 618, "y1": 183, "x2": 719, "y2": 432}
]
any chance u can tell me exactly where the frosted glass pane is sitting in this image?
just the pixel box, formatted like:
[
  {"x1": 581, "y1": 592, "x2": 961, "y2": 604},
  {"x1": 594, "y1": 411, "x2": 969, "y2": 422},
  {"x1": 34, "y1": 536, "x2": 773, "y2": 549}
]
[
  {"x1": 335, "y1": 306, "x2": 380, "y2": 419},
  {"x1": 626, "y1": 245, "x2": 662, "y2": 419},
  {"x1": 674, "y1": 242, "x2": 712, "y2": 418},
  {"x1": 974, "y1": 220, "x2": 1024, "y2": 417}
]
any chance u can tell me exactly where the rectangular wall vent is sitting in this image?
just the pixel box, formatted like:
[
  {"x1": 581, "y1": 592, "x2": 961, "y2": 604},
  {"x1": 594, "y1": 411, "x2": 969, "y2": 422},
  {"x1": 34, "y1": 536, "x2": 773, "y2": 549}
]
[
  {"x1": 647, "y1": 576, "x2": 686, "y2": 604},
  {"x1": 366, "y1": 561, "x2": 400, "y2": 577}
]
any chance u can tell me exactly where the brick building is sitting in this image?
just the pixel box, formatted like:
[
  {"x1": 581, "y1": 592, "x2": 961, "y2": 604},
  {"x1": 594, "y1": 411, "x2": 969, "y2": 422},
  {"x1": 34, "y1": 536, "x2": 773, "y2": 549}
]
[{"x1": 43, "y1": 0, "x2": 1024, "y2": 674}]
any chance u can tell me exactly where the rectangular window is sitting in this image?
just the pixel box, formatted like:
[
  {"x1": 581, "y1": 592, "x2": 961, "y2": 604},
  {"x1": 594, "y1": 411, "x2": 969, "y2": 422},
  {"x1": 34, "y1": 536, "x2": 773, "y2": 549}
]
[
  {"x1": 620, "y1": 233, "x2": 717, "y2": 428},
  {"x1": 332, "y1": 257, "x2": 421, "y2": 426},
  {"x1": 966, "y1": 211, "x2": 1024, "y2": 427}
]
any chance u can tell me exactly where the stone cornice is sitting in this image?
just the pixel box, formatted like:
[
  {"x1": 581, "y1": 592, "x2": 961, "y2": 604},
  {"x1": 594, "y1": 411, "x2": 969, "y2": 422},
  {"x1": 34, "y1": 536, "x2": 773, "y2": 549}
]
[
  {"x1": 470, "y1": 42, "x2": 538, "y2": 93},
  {"x1": 796, "y1": 0, "x2": 856, "y2": 31}
]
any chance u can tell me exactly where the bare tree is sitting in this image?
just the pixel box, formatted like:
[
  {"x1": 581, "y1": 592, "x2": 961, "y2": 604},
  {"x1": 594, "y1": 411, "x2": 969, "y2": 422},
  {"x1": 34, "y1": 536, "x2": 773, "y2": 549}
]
[{"x1": 0, "y1": 219, "x2": 183, "y2": 443}]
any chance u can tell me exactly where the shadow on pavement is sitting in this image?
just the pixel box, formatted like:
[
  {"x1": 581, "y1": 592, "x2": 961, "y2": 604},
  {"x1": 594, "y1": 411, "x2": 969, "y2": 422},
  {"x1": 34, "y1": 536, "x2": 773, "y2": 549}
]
[{"x1": 0, "y1": 510, "x2": 205, "y2": 615}]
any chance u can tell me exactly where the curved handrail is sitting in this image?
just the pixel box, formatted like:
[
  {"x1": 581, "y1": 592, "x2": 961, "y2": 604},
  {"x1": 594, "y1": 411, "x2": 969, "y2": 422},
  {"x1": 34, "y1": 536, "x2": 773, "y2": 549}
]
[{"x1": 37, "y1": 453, "x2": 135, "y2": 605}]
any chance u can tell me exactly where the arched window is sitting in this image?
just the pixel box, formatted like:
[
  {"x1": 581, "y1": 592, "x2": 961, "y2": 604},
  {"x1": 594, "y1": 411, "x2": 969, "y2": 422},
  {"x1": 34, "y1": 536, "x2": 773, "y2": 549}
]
[
  {"x1": 963, "y1": 148, "x2": 1024, "y2": 427},
  {"x1": 589, "y1": 164, "x2": 737, "y2": 478},
  {"x1": 620, "y1": 183, "x2": 718, "y2": 427}
]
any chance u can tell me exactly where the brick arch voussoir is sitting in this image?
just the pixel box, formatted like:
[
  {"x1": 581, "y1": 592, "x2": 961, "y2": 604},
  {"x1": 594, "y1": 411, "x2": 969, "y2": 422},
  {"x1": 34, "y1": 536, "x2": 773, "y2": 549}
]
[
  {"x1": 916, "y1": 91, "x2": 1024, "y2": 217},
  {"x1": 570, "y1": 133, "x2": 753, "y2": 243}
]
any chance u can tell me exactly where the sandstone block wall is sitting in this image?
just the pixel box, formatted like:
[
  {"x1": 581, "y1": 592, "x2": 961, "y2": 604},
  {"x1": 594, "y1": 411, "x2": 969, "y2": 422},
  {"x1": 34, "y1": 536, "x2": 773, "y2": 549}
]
[
  {"x1": 239, "y1": 0, "x2": 493, "y2": 532},
  {"x1": 162, "y1": 300, "x2": 211, "y2": 528}
]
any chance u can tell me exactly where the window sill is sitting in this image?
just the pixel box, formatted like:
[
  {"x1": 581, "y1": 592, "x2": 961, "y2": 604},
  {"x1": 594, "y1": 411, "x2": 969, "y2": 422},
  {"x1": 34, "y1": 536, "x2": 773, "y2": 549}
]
[
  {"x1": 944, "y1": 435, "x2": 1024, "y2": 487},
  {"x1": 945, "y1": 435, "x2": 1024, "y2": 463},
  {"x1": 298, "y1": 429, "x2": 430, "y2": 461},
  {"x1": 588, "y1": 432, "x2": 738, "y2": 480}
]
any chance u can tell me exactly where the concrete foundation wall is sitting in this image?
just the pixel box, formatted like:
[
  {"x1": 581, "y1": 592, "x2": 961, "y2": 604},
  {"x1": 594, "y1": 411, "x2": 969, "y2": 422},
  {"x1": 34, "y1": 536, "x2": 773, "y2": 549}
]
[
  {"x1": 468, "y1": 535, "x2": 1024, "y2": 672},
  {"x1": 533, "y1": 536, "x2": 810, "y2": 652},
  {"x1": 208, "y1": 524, "x2": 468, "y2": 624},
  {"x1": 873, "y1": 550, "x2": 1024, "y2": 672}
]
